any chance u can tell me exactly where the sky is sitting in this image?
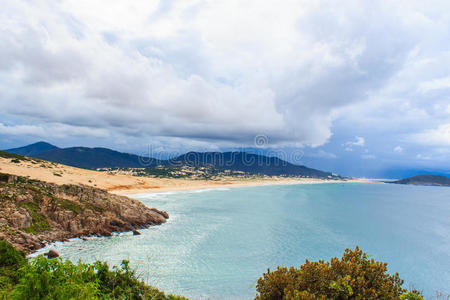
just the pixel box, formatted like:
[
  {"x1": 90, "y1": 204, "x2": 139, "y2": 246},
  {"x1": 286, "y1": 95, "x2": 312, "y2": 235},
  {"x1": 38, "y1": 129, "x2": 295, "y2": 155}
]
[{"x1": 1, "y1": 0, "x2": 450, "y2": 178}]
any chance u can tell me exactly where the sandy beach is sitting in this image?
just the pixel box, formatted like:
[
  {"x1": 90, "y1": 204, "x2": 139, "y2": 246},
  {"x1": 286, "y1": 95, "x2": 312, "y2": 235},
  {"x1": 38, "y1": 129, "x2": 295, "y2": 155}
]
[{"x1": 0, "y1": 157, "x2": 370, "y2": 196}]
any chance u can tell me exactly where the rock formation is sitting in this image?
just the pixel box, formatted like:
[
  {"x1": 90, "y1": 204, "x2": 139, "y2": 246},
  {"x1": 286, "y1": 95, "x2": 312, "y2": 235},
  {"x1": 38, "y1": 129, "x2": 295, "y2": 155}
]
[{"x1": 0, "y1": 173, "x2": 168, "y2": 253}]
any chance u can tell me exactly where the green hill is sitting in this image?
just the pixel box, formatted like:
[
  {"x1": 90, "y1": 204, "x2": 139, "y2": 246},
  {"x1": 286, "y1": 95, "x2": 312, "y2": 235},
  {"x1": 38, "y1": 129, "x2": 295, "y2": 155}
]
[
  {"x1": 3, "y1": 142, "x2": 339, "y2": 179},
  {"x1": 34, "y1": 147, "x2": 162, "y2": 169},
  {"x1": 5, "y1": 141, "x2": 58, "y2": 156}
]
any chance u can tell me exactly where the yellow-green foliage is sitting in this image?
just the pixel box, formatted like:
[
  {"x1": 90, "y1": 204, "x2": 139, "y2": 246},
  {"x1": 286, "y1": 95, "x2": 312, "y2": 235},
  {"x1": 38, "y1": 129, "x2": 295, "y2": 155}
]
[{"x1": 255, "y1": 247, "x2": 423, "y2": 300}]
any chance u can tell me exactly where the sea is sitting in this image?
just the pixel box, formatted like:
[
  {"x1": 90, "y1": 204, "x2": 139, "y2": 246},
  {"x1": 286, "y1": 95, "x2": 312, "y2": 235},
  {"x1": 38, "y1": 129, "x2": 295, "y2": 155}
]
[{"x1": 32, "y1": 183, "x2": 450, "y2": 299}]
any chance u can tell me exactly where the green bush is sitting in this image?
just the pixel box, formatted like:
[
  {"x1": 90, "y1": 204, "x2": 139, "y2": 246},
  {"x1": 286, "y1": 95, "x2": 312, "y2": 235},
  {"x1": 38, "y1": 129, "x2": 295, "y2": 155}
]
[
  {"x1": 0, "y1": 241, "x2": 26, "y2": 297},
  {"x1": 0, "y1": 241, "x2": 186, "y2": 299},
  {"x1": 255, "y1": 247, "x2": 423, "y2": 300},
  {"x1": 10, "y1": 257, "x2": 187, "y2": 299},
  {"x1": 11, "y1": 256, "x2": 99, "y2": 299},
  {"x1": 0, "y1": 241, "x2": 26, "y2": 268}
]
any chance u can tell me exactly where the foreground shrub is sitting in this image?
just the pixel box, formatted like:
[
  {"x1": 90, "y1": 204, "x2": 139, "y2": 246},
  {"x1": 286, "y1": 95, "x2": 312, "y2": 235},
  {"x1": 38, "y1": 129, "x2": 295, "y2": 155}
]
[
  {"x1": 0, "y1": 240, "x2": 186, "y2": 299},
  {"x1": 0, "y1": 241, "x2": 26, "y2": 296},
  {"x1": 255, "y1": 246, "x2": 423, "y2": 300}
]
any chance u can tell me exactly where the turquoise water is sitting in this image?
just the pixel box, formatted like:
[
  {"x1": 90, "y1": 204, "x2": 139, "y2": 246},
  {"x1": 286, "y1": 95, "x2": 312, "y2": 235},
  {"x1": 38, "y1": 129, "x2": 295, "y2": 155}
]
[{"x1": 34, "y1": 183, "x2": 450, "y2": 299}]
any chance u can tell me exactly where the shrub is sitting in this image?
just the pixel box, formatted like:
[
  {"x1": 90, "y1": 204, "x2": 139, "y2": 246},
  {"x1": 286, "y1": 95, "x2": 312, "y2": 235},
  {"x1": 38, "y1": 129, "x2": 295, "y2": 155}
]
[
  {"x1": 0, "y1": 240, "x2": 26, "y2": 297},
  {"x1": 10, "y1": 257, "x2": 187, "y2": 299},
  {"x1": 11, "y1": 256, "x2": 99, "y2": 299},
  {"x1": 0, "y1": 241, "x2": 186, "y2": 299},
  {"x1": 0, "y1": 241, "x2": 26, "y2": 268},
  {"x1": 255, "y1": 247, "x2": 423, "y2": 300}
]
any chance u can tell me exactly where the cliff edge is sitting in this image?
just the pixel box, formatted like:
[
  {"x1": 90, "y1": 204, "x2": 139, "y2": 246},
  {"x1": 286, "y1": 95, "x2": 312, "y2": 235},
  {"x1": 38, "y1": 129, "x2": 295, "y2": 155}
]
[{"x1": 0, "y1": 173, "x2": 168, "y2": 253}]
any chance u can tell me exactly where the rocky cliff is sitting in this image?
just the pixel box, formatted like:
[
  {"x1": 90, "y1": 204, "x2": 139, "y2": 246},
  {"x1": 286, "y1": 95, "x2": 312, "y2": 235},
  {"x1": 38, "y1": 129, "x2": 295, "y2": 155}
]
[{"x1": 0, "y1": 173, "x2": 168, "y2": 253}]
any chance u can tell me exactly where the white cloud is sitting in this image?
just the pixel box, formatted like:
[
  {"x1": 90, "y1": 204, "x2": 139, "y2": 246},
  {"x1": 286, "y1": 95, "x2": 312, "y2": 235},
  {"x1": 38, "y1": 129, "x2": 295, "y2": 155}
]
[
  {"x1": 394, "y1": 146, "x2": 403, "y2": 153},
  {"x1": 361, "y1": 154, "x2": 376, "y2": 159},
  {"x1": 343, "y1": 136, "x2": 365, "y2": 150},
  {"x1": 0, "y1": 0, "x2": 435, "y2": 147},
  {"x1": 416, "y1": 153, "x2": 432, "y2": 160},
  {"x1": 0, "y1": 122, "x2": 109, "y2": 139},
  {"x1": 0, "y1": 123, "x2": 46, "y2": 137},
  {"x1": 418, "y1": 76, "x2": 450, "y2": 93},
  {"x1": 410, "y1": 123, "x2": 450, "y2": 146}
]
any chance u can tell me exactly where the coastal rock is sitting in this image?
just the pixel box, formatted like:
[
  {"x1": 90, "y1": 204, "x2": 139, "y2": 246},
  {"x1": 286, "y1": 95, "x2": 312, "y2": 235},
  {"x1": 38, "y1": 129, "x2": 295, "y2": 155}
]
[
  {"x1": 0, "y1": 173, "x2": 169, "y2": 253},
  {"x1": 10, "y1": 210, "x2": 31, "y2": 229},
  {"x1": 132, "y1": 230, "x2": 141, "y2": 235},
  {"x1": 101, "y1": 230, "x2": 112, "y2": 237},
  {"x1": 151, "y1": 208, "x2": 169, "y2": 219},
  {"x1": 45, "y1": 249, "x2": 59, "y2": 258}
]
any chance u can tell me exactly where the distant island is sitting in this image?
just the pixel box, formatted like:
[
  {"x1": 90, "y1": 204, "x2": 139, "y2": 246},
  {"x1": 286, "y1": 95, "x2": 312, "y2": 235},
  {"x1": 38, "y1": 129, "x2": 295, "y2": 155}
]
[{"x1": 390, "y1": 174, "x2": 450, "y2": 187}]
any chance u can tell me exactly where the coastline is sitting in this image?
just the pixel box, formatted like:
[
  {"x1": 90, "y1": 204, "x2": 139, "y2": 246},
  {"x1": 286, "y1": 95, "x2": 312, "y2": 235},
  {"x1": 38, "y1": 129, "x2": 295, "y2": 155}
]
[
  {"x1": 0, "y1": 173, "x2": 169, "y2": 254},
  {"x1": 117, "y1": 178, "x2": 375, "y2": 196},
  {"x1": 0, "y1": 157, "x2": 374, "y2": 198}
]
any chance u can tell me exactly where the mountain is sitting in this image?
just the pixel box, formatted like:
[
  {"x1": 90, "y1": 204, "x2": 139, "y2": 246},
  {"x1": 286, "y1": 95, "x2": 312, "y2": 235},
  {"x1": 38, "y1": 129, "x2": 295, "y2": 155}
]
[
  {"x1": 4, "y1": 142, "x2": 337, "y2": 178},
  {"x1": 34, "y1": 147, "x2": 162, "y2": 169},
  {"x1": 168, "y1": 151, "x2": 335, "y2": 178},
  {"x1": 390, "y1": 174, "x2": 450, "y2": 187},
  {"x1": 5, "y1": 141, "x2": 58, "y2": 156}
]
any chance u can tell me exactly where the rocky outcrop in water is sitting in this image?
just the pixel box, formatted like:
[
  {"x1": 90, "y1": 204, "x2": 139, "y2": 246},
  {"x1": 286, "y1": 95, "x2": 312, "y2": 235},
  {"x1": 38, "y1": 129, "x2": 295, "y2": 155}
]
[{"x1": 0, "y1": 173, "x2": 168, "y2": 253}]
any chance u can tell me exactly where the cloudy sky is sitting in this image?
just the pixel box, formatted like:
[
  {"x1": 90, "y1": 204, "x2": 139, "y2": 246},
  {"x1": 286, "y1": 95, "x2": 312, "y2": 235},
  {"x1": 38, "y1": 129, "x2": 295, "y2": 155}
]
[{"x1": 1, "y1": 0, "x2": 450, "y2": 177}]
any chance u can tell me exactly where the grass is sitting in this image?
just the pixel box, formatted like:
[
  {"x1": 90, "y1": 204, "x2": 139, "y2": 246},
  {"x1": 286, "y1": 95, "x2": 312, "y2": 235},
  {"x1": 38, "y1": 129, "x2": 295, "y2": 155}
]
[
  {"x1": 84, "y1": 202, "x2": 104, "y2": 213},
  {"x1": 25, "y1": 184, "x2": 41, "y2": 193},
  {"x1": 58, "y1": 199, "x2": 82, "y2": 214},
  {"x1": 19, "y1": 202, "x2": 51, "y2": 234},
  {"x1": 0, "y1": 151, "x2": 28, "y2": 161}
]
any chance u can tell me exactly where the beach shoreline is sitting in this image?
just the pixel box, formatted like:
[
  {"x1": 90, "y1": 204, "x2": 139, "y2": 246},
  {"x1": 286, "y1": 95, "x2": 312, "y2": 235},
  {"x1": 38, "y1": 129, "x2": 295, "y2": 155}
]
[
  {"x1": 0, "y1": 157, "x2": 374, "y2": 197},
  {"x1": 118, "y1": 178, "x2": 375, "y2": 196}
]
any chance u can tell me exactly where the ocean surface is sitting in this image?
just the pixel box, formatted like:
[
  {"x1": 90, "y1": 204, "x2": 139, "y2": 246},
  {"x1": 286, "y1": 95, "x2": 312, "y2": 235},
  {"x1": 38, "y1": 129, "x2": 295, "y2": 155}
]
[{"x1": 33, "y1": 183, "x2": 450, "y2": 299}]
